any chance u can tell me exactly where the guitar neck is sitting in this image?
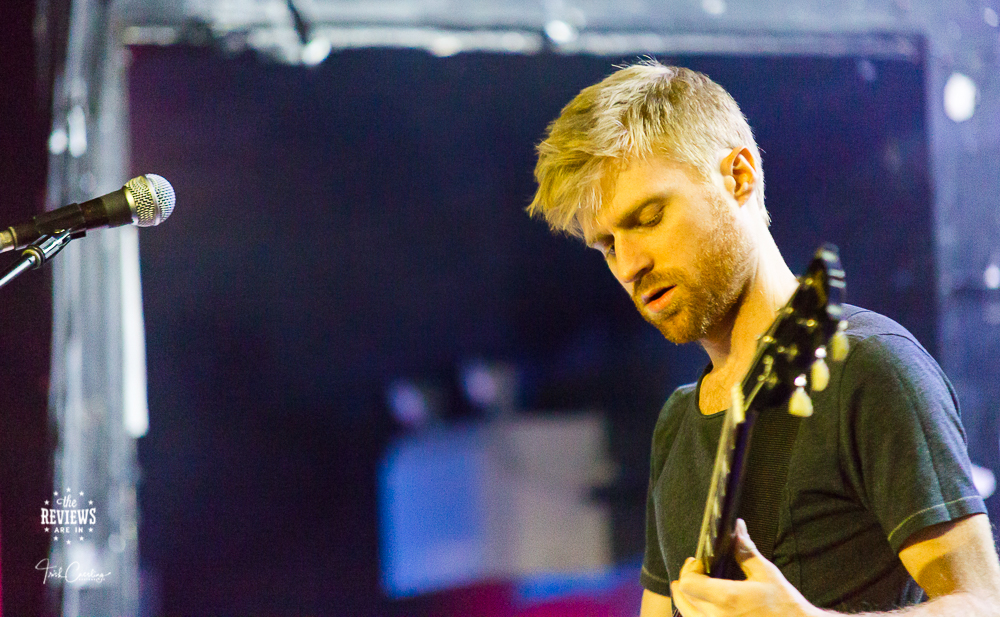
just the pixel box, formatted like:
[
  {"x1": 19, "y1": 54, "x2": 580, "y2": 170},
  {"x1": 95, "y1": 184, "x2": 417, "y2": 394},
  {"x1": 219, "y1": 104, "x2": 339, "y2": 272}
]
[
  {"x1": 694, "y1": 384, "x2": 755, "y2": 578},
  {"x1": 690, "y1": 245, "x2": 847, "y2": 579}
]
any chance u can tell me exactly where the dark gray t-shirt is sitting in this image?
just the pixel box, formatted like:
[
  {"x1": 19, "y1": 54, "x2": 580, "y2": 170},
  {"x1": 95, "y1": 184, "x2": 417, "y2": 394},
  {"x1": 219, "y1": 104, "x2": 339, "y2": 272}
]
[{"x1": 640, "y1": 306, "x2": 986, "y2": 611}]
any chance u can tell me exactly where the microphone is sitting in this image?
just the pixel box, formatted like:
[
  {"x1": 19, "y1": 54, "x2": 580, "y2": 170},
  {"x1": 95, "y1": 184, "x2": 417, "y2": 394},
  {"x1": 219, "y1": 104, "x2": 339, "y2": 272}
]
[{"x1": 0, "y1": 174, "x2": 175, "y2": 253}]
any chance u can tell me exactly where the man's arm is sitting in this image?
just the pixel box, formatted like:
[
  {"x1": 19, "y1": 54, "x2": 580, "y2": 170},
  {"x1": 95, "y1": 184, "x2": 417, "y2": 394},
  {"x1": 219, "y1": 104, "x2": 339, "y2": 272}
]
[
  {"x1": 640, "y1": 589, "x2": 673, "y2": 617},
  {"x1": 670, "y1": 515, "x2": 1000, "y2": 617},
  {"x1": 890, "y1": 513, "x2": 1000, "y2": 613}
]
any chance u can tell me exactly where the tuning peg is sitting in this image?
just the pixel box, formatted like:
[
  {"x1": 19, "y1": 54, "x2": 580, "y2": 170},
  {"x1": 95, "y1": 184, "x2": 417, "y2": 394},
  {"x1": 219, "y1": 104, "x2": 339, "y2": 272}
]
[
  {"x1": 789, "y1": 374, "x2": 813, "y2": 417},
  {"x1": 830, "y1": 320, "x2": 850, "y2": 362},
  {"x1": 811, "y1": 354, "x2": 830, "y2": 392}
]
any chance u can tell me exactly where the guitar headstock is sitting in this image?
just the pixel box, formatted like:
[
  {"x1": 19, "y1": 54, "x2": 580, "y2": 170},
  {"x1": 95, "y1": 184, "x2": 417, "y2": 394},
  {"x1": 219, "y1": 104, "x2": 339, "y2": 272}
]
[{"x1": 744, "y1": 244, "x2": 848, "y2": 416}]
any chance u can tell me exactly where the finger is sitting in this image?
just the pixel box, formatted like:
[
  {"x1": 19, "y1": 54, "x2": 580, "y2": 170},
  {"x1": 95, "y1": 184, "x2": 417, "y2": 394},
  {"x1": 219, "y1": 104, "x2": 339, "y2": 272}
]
[
  {"x1": 670, "y1": 579, "x2": 710, "y2": 617},
  {"x1": 670, "y1": 581, "x2": 684, "y2": 613},
  {"x1": 734, "y1": 518, "x2": 779, "y2": 581},
  {"x1": 734, "y1": 518, "x2": 759, "y2": 558},
  {"x1": 676, "y1": 559, "x2": 745, "y2": 605},
  {"x1": 675, "y1": 559, "x2": 716, "y2": 607},
  {"x1": 679, "y1": 556, "x2": 705, "y2": 577},
  {"x1": 675, "y1": 572, "x2": 757, "y2": 613}
]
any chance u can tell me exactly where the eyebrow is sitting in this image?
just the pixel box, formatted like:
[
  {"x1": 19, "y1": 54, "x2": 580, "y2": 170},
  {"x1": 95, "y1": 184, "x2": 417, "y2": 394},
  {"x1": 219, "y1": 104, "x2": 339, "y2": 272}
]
[{"x1": 585, "y1": 193, "x2": 671, "y2": 248}]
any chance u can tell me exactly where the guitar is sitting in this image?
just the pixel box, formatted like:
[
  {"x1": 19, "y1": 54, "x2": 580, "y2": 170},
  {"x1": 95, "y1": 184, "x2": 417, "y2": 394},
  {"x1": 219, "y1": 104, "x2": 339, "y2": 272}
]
[{"x1": 679, "y1": 244, "x2": 848, "y2": 608}]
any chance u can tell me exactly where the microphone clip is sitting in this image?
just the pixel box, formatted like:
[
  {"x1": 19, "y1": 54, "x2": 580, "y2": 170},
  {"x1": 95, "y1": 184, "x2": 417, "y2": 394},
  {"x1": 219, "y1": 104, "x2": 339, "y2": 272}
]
[{"x1": 0, "y1": 229, "x2": 83, "y2": 291}]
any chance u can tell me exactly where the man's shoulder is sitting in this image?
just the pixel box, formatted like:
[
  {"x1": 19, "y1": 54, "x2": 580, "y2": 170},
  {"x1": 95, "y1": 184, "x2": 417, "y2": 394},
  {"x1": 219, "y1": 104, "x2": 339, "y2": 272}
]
[
  {"x1": 839, "y1": 304, "x2": 938, "y2": 371},
  {"x1": 654, "y1": 382, "x2": 698, "y2": 433},
  {"x1": 649, "y1": 382, "x2": 699, "y2": 471},
  {"x1": 841, "y1": 304, "x2": 918, "y2": 340},
  {"x1": 664, "y1": 381, "x2": 699, "y2": 407},
  {"x1": 828, "y1": 306, "x2": 959, "y2": 432}
]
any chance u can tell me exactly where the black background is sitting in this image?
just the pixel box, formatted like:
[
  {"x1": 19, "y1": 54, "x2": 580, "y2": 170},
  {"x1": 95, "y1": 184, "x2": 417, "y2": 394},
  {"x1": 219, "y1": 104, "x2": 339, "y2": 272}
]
[
  {"x1": 0, "y1": 3, "x2": 56, "y2": 615},
  {"x1": 128, "y1": 45, "x2": 933, "y2": 615}
]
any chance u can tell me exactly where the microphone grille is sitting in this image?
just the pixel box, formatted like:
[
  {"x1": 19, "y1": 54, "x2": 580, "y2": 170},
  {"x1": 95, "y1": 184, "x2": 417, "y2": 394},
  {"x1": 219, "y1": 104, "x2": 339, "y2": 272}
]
[{"x1": 126, "y1": 174, "x2": 176, "y2": 227}]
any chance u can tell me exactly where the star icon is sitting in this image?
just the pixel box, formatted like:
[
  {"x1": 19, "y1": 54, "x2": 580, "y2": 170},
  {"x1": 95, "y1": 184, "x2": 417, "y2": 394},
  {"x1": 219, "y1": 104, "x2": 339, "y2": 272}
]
[
  {"x1": 54, "y1": 491, "x2": 58, "y2": 496},
  {"x1": 79, "y1": 536, "x2": 84, "y2": 541},
  {"x1": 88, "y1": 528, "x2": 93, "y2": 533},
  {"x1": 79, "y1": 491, "x2": 84, "y2": 496},
  {"x1": 66, "y1": 540, "x2": 71, "y2": 545},
  {"x1": 88, "y1": 500, "x2": 93, "y2": 506},
  {"x1": 45, "y1": 500, "x2": 49, "y2": 505},
  {"x1": 54, "y1": 536, "x2": 59, "y2": 541},
  {"x1": 44, "y1": 528, "x2": 50, "y2": 533},
  {"x1": 65, "y1": 487, "x2": 70, "y2": 492}
]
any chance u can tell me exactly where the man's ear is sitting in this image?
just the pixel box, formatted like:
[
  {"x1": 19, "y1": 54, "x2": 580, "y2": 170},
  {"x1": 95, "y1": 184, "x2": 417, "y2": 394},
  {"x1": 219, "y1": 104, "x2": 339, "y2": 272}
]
[{"x1": 720, "y1": 146, "x2": 757, "y2": 206}]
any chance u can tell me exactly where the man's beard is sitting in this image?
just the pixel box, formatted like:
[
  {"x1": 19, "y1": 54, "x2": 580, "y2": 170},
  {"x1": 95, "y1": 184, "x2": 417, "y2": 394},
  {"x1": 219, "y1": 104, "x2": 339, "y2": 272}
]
[{"x1": 632, "y1": 192, "x2": 754, "y2": 344}]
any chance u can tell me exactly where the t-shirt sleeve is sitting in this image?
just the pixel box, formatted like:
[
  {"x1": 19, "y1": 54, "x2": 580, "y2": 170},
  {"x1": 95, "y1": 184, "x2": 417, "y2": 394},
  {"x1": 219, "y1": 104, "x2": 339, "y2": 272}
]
[
  {"x1": 641, "y1": 467, "x2": 674, "y2": 596},
  {"x1": 640, "y1": 395, "x2": 686, "y2": 597},
  {"x1": 838, "y1": 333, "x2": 986, "y2": 553}
]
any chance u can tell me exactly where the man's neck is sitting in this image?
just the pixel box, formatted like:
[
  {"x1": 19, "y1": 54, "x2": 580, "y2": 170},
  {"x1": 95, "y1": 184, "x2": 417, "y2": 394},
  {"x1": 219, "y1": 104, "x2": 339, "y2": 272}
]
[{"x1": 697, "y1": 240, "x2": 798, "y2": 414}]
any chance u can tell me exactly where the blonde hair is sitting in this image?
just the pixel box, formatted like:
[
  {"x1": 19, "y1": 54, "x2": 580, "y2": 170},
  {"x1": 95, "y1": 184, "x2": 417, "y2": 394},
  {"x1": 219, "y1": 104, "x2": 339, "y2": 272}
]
[{"x1": 528, "y1": 61, "x2": 767, "y2": 238}]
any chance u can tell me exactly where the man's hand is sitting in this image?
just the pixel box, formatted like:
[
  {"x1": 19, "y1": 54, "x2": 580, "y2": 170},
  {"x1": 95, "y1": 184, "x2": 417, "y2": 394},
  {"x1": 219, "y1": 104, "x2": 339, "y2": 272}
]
[{"x1": 670, "y1": 519, "x2": 820, "y2": 617}]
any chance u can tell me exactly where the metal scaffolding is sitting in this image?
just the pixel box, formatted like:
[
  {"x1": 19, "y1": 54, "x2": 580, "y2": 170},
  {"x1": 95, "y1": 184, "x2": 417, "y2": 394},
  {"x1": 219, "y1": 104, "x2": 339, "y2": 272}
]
[{"x1": 43, "y1": 0, "x2": 144, "y2": 613}]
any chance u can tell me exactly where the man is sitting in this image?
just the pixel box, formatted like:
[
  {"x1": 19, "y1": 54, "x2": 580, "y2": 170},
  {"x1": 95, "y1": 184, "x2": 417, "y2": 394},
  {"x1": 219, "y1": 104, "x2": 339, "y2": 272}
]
[{"x1": 527, "y1": 61, "x2": 1000, "y2": 616}]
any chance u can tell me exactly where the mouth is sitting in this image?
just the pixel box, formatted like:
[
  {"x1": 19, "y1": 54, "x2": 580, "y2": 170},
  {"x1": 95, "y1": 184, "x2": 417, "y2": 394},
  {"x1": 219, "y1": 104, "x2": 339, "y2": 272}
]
[{"x1": 642, "y1": 285, "x2": 676, "y2": 309}]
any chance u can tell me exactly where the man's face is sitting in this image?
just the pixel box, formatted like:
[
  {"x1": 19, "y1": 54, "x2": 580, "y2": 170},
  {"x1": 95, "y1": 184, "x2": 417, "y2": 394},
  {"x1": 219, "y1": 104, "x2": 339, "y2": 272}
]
[{"x1": 581, "y1": 155, "x2": 754, "y2": 344}]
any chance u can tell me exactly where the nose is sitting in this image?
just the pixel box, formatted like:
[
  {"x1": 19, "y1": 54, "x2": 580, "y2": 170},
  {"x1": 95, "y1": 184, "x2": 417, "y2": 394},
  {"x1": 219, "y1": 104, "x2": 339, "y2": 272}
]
[{"x1": 612, "y1": 234, "x2": 652, "y2": 286}]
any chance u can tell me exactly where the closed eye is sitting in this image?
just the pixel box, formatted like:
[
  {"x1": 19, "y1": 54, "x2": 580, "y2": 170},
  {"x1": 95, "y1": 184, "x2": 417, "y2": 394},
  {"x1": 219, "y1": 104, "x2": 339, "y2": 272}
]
[
  {"x1": 589, "y1": 237, "x2": 615, "y2": 259},
  {"x1": 637, "y1": 206, "x2": 663, "y2": 228}
]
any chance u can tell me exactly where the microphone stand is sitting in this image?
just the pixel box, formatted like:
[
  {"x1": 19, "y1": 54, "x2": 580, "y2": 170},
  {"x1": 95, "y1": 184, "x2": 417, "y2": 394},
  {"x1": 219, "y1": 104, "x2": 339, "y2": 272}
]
[{"x1": 0, "y1": 230, "x2": 83, "y2": 291}]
